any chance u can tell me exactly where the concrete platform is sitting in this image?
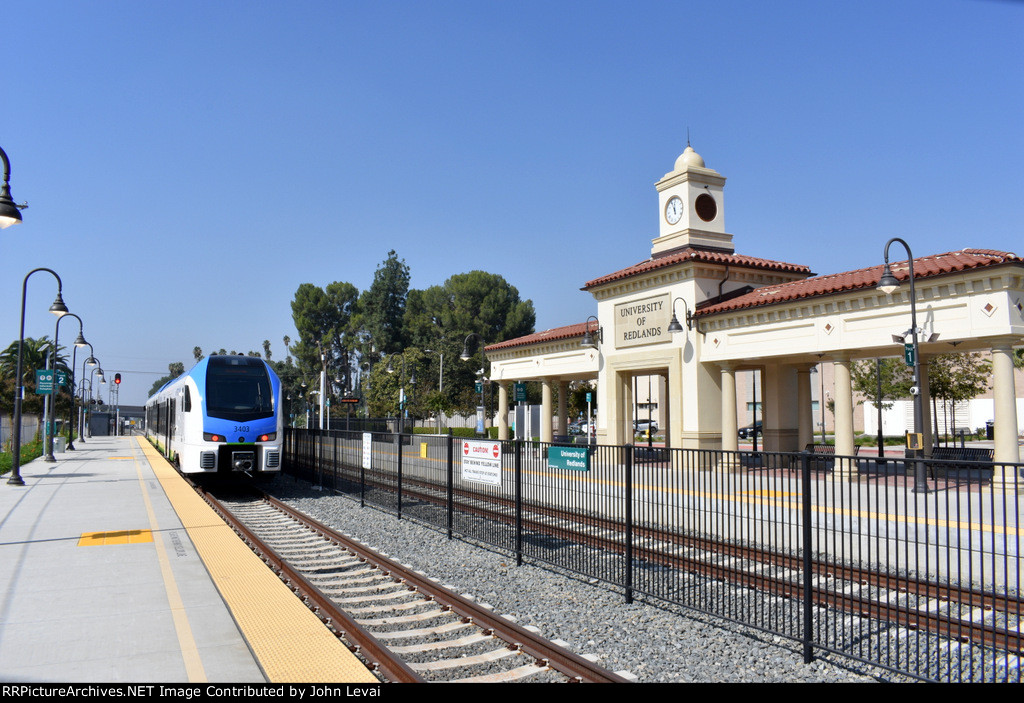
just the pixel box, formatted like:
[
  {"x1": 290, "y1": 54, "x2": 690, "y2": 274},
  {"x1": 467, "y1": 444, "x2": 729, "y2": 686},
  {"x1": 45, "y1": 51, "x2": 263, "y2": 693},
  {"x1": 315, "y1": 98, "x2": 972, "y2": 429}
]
[{"x1": 0, "y1": 435, "x2": 375, "y2": 683}]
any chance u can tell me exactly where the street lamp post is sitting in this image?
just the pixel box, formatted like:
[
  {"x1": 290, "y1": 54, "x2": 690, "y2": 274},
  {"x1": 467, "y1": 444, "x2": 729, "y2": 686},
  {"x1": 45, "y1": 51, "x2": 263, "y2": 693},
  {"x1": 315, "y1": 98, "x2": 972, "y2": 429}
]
[
  {"x1": 424, "y1": 348, "x2": 444, "y2": 432},
  {"x1": 877, "y1": 237, "x2": 928, "y2": 493},
  {"x1": 386, "y1": 354, "x2": 416, "y2": 435},
  {"x1": 43, "y1": 306, "x2": 81, "y2": 461},
  {"x1": 79, "y1": 350, "x2": 97, "y2": 442},
  {"x1": 460, "y1": 334, "x2": 486, "y2": 437},
  {"x1": 55, "y1": 313, "x2": 87, "y2": 451},
  {"x1": 9, "y1": 269, "x2": 68, "y2": 485}
]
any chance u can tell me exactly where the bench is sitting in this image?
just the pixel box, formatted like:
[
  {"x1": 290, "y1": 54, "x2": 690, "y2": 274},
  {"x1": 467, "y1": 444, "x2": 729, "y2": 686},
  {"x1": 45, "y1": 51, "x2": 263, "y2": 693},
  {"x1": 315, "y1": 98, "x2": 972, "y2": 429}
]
[
  {"x1": 928, "y1": 446, "x2": 994, "y2": 480},
  {"x1": 803, "y1": 443, "x2": 860, "y2": 471}
]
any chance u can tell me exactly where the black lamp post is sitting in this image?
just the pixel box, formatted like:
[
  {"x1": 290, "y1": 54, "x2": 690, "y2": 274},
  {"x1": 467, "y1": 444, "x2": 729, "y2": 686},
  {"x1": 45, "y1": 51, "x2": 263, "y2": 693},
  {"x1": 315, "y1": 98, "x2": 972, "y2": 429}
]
[
  {"x1": 79, "y1": 350, "x2": 97, "y2": 442},
  {"x1": 878, "y1": 237, "x2": 928, "y2": 493},
  {"x1": 43, "y1": 304, "x2": 77, "y2": 462},
  {"x1": 460, "y1": 334, "x2": 488, "y2": 436},
  {"x1": 8, "y1": 269, "x2": 68, "y2": 486},
  {"x1": 55, "y1": 313, "x2": 87, "y2": 451},
  {"x1": 0, "y1": 145, "x2": 25, "y2": 229},
  {"x1": 386, "y1": 354, "x2": 413, "y2": 435}
]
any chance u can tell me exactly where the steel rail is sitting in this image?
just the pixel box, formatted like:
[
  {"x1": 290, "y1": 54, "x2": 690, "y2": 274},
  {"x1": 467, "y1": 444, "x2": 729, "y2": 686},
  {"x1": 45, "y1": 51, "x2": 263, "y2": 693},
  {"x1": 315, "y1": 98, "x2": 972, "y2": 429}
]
[
  {"x1": 259, "y1": 491, "x2": 631, "y2": 683},
  {"x1": 194, "y1": 482, "x2": 425, "y2": 683},
  {"x1": 304, "y1": 462, "x2": 1022, "y2": 655}
]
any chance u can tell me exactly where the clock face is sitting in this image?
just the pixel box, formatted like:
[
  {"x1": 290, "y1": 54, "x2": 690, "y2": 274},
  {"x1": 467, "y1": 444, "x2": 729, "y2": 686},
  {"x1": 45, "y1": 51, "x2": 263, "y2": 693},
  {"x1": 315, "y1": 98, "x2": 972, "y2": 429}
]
[{"x1": 665, "y1": 196, "x2": 683, "y2": 225}]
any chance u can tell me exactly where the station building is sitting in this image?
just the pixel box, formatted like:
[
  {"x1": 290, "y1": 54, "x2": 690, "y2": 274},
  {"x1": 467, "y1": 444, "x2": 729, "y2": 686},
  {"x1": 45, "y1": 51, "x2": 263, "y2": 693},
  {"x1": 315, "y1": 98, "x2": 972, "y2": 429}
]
[{"x1": 485, "y1": 145, "x2": 1024, "y2": 487}]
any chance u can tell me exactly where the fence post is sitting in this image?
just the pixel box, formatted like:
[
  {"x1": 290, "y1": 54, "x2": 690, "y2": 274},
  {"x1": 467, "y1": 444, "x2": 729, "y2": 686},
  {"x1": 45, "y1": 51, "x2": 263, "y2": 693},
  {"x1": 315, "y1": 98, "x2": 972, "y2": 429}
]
[
  {"x1": 396, "y1": 430, "x2": 403, "y2": 520},
  {"x1": 360, "y1": 433, "x2": 366, "y2": 508},
  {"x1": 515, "y1": 439, "x2": 523, "y2": 567},
  {"x1": 315, "y1": 429, "x2": 323, "y2": 490},
  {"x1": 331, "y1": 432, "x2": 337, "y2": 493},
  {"x1": 446, "y1": 432, "x2": 454, "y2": 539},
  {"x1": 625, "y1": 444, "x2": 634, "y2": 604},
  {"x1": 801, "y1": 449, "x2": 814, "y2": 663}
]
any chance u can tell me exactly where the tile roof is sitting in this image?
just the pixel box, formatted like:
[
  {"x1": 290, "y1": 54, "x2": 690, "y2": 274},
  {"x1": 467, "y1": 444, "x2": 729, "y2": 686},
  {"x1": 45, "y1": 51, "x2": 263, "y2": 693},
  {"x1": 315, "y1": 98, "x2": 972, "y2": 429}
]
[
  {"x1": 486, "y1": 319, "x2": 598, "y2": 352},
  {"x1": 696, "y1": 249, "x2": 1023, "y2": 316},
  {"x1": 582, "y1": 247, "x2": 812, "y2": 290}
]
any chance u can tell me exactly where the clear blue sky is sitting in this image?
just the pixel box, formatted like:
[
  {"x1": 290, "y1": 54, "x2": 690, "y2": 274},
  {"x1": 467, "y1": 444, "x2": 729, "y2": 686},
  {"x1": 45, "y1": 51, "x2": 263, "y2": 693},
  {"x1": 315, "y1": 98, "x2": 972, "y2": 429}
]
[{"x1": 3, "y1": 0, "x2": 1021, "y2": 406}]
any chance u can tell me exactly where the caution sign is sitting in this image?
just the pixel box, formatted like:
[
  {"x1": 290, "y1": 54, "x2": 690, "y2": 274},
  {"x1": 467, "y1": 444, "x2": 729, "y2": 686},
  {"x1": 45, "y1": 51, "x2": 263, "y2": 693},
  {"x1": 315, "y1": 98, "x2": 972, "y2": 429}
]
[{"x1": 461, "y1": 439, "x2": 502, "y2": 486}]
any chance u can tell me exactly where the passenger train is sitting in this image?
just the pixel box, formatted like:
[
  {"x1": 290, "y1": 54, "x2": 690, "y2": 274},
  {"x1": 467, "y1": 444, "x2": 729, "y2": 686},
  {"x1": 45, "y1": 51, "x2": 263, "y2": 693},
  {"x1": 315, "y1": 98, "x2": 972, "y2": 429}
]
[{"x1": 146, "y1": 355, "x2": 283, "y2": 475}]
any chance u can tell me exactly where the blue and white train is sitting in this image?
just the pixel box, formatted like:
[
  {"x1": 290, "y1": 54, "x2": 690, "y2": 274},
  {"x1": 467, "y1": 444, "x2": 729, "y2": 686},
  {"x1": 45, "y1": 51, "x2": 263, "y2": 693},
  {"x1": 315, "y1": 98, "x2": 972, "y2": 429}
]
[{"x1": 146, "y1": 355, "x2": 284, "y2": 475}]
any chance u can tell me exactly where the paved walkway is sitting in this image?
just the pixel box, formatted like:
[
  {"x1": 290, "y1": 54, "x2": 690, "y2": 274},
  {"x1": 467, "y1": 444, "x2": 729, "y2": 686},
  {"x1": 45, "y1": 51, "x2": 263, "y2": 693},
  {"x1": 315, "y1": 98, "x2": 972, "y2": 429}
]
[{"x1": 0, "y1": 435, "x2": 374, "y2": 683}]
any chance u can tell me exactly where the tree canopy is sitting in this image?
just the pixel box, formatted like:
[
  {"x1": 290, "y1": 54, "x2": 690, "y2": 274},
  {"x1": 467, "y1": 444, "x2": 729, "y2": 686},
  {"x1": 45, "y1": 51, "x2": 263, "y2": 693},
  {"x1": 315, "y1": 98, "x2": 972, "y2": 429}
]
[{"x1": 279, "y1": 253, "x2": 536, "y2": 420}]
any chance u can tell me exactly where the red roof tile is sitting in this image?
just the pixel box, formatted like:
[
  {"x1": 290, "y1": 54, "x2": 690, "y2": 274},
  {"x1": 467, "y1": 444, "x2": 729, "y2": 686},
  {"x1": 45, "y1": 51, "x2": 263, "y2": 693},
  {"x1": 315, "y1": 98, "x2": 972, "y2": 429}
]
[
  {"x1": 582, "y1": 247, "x2": 812, "y2": 290},
  {"x1": 697, "y1": 249, "x2": 1023, "y2": 316},
  {"x1": 486, "y1": 319, "x2": 598, "y2": 352}
]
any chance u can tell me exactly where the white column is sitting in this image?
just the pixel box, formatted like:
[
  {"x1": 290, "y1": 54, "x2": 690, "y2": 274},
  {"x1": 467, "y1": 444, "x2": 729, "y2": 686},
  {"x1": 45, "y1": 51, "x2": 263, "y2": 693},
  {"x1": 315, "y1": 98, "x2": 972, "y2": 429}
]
[
  {"x1": 498, "y1": 383, "x2": 509, "y2": 440},
  {"x1": 991, "y1": 340, "x2": 1022, "y2": 479},
  {"x1": 557, "y1": 381, "x2": 568, "y2": 436},
  {"x1": 720, "y1": 364, "x2": 738, "y2": 453},
  {"x1": 541, "y1": 379, "x2": 553, "y2": 443},
  {"x1": 918, "y1": 355, "x2": 933, "y2": 456},
  {"x1": 832, "y1": 353, "x2": 857, "y2": 479}
]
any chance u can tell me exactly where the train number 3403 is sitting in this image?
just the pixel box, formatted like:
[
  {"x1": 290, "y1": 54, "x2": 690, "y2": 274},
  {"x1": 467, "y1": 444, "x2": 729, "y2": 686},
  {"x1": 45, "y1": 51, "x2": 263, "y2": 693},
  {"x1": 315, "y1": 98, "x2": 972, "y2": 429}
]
[{"x1": 234, "y1": 425, "x2": 250, "y2": 433}]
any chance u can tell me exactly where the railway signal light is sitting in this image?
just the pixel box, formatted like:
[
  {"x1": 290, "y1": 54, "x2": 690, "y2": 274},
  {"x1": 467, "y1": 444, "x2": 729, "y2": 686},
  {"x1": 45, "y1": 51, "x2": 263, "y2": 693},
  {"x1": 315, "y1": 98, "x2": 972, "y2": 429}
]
[{"x1": 114, "y1": 373, "x2": 121, "y2": 385}]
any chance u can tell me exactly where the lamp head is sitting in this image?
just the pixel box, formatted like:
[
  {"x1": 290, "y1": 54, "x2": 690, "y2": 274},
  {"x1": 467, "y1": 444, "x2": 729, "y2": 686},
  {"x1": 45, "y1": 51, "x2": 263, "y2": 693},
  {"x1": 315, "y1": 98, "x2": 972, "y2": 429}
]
[
  {"x1": 49, "y1": 291, "x2": 69, "y2": 317},
  {"x1": 877, "y1": 264, "x2": 901, "y2": 295},
  {"x1": 0, "y1": 146, "x2": 23, "y2": 229},
  {"x1": 0, "y1": 191, "x2": 22, "y2": 229},
  {"x1": 580, "y1": 316, "x2": 602, "y2": 349}
]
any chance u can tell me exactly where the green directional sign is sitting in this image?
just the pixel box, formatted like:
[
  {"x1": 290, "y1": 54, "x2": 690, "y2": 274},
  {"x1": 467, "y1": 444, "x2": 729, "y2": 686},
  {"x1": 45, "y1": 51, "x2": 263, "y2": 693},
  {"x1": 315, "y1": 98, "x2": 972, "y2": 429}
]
[
  {"x1": 904, "y1": 343, "x2": 916, "y2": 367},
  {"x1": 56, "y1": 371, "x2": 68, "y2": 387},
  {"x1": 547, "y1": 445, "x2": 590, "y2": 472},
  {"x1": 35, "y1": 369, "x2": 55, "y2": 395},
  {"x1": 514, "y1": 382, "x2": 527, "y2": 402}
]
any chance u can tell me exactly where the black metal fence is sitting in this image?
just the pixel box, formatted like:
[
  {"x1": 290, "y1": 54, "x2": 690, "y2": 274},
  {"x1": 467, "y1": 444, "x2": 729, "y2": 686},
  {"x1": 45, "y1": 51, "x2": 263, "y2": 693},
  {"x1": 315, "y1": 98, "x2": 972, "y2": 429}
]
[{"x1": 284, "y1": 427, "x2": 1023, "y2": 683}]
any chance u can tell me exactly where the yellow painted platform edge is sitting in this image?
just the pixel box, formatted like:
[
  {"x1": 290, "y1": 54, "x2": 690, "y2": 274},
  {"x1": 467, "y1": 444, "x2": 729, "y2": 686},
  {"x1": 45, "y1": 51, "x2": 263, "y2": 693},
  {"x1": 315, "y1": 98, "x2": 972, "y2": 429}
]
[{"x1": 136, "y1": 437, "x2": 377, "y2": 683}]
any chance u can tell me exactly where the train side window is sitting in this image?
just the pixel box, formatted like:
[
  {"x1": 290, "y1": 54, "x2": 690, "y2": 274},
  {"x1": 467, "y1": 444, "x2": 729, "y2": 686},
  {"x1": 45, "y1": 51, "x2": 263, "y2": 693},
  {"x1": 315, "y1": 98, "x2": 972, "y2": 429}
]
[{"x1": 183, "y1": 386, "x2": 192, "y2": 412}]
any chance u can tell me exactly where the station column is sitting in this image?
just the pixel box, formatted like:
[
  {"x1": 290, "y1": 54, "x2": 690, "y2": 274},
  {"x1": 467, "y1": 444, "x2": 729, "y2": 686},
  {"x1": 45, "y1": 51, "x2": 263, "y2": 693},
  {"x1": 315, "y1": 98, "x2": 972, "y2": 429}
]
[
  {"x1": 497, "y1": 382, "x2": 509, "y2": 440},
  {"x1": 991, "y1": 339, "x2": 1022, "y2": 479},
  {"x1": 720, "y1": 363, "x2": 738, "y2": 452},
  {"x1": 541, "y1": 379, "x2": 553, "y2": 443},
  {"x1": 832, "y1": 353, "x2": 857, "y2": 479}
]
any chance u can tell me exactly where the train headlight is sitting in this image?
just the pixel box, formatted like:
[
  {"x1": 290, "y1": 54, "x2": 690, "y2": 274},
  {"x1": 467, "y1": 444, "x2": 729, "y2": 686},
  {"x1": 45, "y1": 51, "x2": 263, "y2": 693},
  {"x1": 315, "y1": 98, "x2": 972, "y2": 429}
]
[
  {"x1": 203, "y1": 433, "x2": 223, "y2": 442},
  {"x1": 258, "y1": 433, "x2": 277, "y2": 442}
]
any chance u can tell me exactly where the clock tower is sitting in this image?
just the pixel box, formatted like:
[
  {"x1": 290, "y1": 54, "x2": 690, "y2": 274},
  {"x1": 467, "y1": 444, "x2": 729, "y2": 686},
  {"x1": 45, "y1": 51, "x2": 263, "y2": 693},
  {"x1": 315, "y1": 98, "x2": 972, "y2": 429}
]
[{"x1": 651, "y1": 145, "x2": 732, "y2": 256}]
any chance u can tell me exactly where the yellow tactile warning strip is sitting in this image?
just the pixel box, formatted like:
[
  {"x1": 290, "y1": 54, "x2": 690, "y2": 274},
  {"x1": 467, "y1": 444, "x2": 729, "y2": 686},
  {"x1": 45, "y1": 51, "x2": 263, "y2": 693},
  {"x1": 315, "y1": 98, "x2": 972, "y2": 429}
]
[
  {"x1": 135, "y1": 437, "x2": 378, "y2": 683},
  {"x1": 78, "y1": 529, "x2": 154, "y2": 546}
]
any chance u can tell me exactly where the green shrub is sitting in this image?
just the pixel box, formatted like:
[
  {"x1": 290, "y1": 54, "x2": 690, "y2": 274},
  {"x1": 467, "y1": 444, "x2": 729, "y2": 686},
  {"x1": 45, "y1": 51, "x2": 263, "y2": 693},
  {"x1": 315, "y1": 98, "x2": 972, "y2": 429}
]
[{"x1": 0, "y1": 439, "x2": 45, "y2": 475}]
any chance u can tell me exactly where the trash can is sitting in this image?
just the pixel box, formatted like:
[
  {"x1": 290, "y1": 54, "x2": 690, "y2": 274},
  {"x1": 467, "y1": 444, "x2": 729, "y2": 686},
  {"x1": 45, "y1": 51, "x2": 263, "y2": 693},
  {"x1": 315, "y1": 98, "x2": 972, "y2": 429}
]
[
  {"x1": 985, "y1": 420, "x2": 994, "y2": 440},
  {"x1": 54, "y1": 437, "x2": 67, "y2": 453}
]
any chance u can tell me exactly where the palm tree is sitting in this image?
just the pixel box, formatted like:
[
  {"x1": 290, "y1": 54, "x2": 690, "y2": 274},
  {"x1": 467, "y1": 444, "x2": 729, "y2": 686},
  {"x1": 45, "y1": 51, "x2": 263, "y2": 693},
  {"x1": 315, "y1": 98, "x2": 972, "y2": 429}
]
[{"x1": 0, "y1": 337, "x2": 71, "y2": 417}]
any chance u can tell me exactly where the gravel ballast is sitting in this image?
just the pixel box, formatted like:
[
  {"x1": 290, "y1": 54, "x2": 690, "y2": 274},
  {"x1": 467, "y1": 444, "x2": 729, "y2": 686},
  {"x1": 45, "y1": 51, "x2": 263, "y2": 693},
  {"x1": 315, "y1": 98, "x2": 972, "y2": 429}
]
[{"x1": 265, "y1": 474, "x2": 904, "y2": 683}]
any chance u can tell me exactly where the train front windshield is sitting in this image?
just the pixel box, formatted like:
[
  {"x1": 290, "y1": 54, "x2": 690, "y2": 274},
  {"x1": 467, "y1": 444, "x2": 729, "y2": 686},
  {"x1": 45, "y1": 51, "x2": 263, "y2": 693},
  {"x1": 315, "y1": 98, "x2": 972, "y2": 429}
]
[{"x1": 205, "y1": 358, "x2": 274, "y2": 421}]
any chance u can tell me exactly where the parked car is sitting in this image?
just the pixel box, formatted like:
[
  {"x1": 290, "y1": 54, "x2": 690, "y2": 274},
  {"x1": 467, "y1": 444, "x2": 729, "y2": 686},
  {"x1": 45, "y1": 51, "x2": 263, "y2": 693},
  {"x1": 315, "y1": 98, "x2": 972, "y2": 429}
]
[
  {"x1": 634, "y1": 420, "x2": 658, "y2": 434},
  {"x1": 738, "y1": 421, "x2": 762, "y2": 439}
]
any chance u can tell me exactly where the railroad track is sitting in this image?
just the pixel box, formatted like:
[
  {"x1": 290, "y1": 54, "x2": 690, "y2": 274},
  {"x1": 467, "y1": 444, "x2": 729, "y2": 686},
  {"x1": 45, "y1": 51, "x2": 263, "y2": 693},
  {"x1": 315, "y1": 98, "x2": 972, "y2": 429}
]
[
  {"x1": 195, "y1": 481, "x2": 631, "y2": 683},
  {"x1": 297, "y1": 462, "x2": 1024, "y2": 659}
]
